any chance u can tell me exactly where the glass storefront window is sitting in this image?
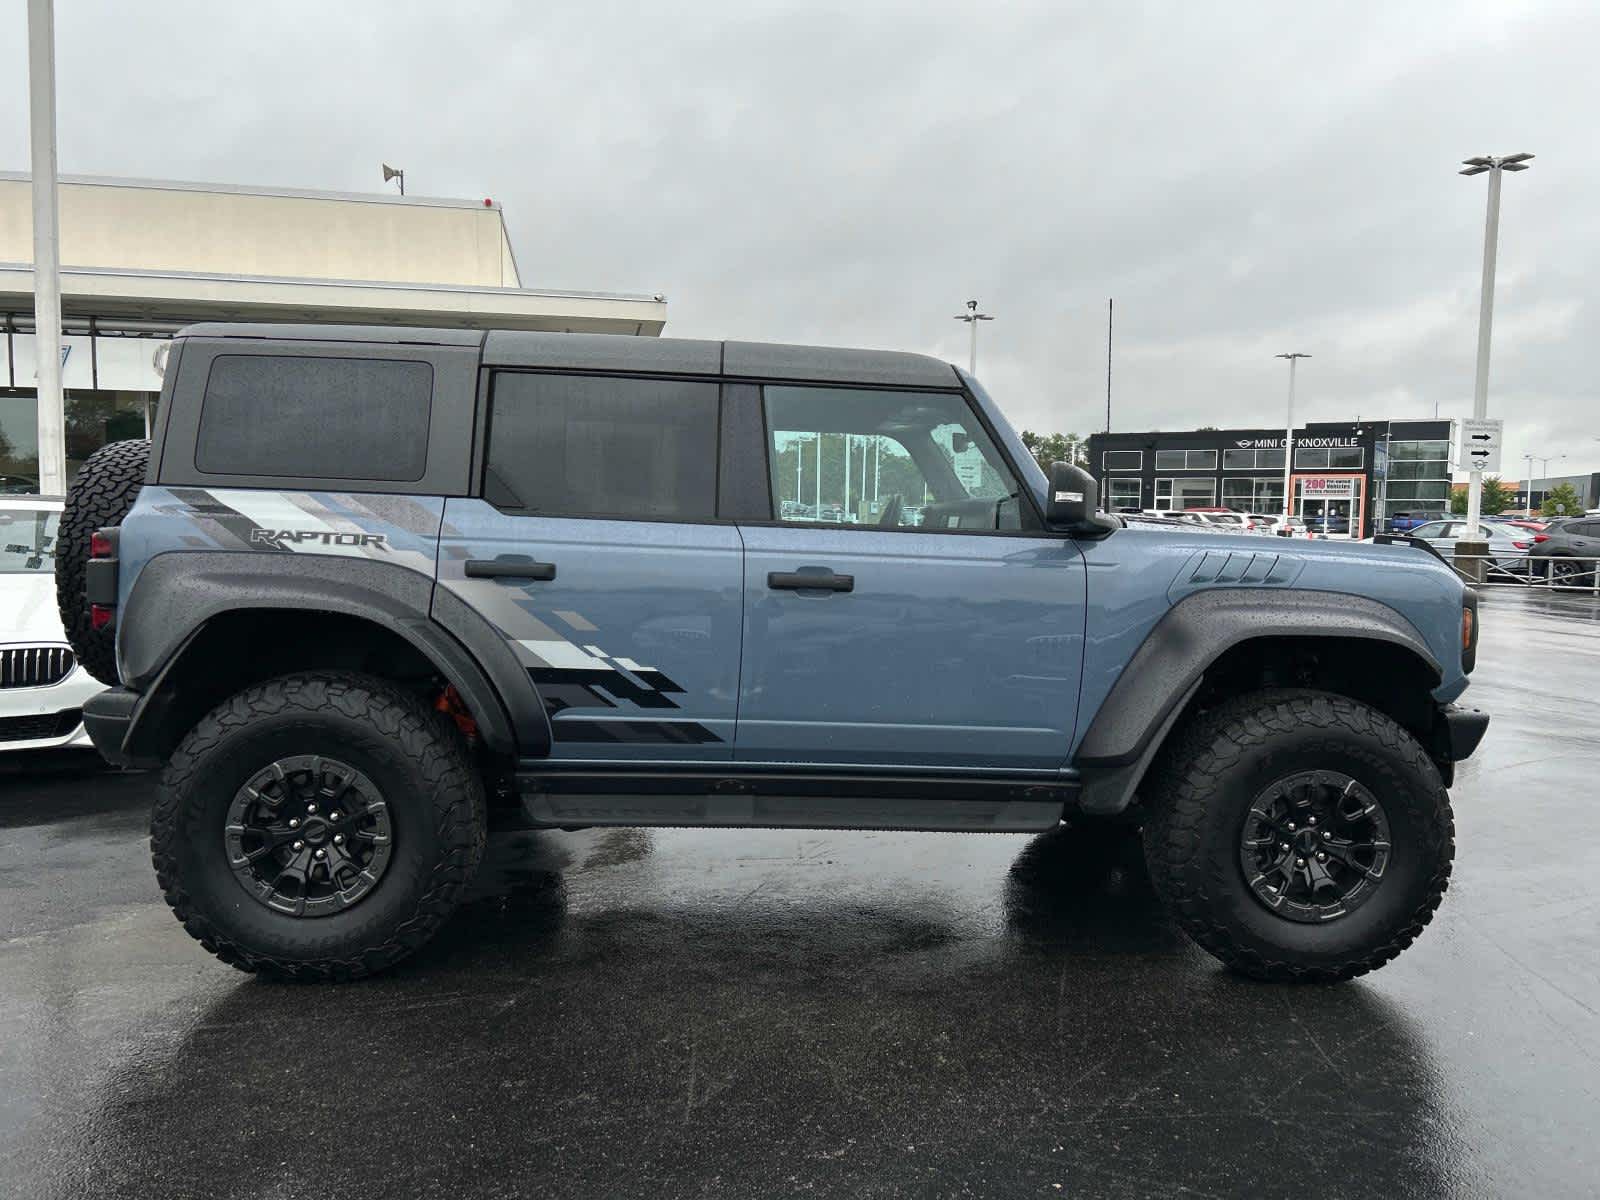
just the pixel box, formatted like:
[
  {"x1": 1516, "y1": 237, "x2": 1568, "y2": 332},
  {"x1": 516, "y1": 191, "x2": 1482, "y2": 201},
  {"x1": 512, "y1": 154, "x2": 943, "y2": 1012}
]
[
  {"x1": 1222, "y1": 477, "x2": 1285, "y2": 511},
  {"x1": 1387, "y1": 439, "x2": 1450, "y2": 459},
  {"x1": 1382, "y1": 481, "x2": 1451, "y2": 501},
  {"x1": 0, "y1": 389, "x2": 153, "y2": 493},
  {"x1": 1156, "y1": 478, "x2": 1216, "y2": 509},
  {"x1": 1295, "y1": 446, "x2": 1364, "y2": 469},
  {"x1": 1104, "y1": 478, "x2": 1142, "y2": 509},
  {"x1": 1154, "y1": 449, "x2": 1217, "y2": 471},
  {"x1": 1387, "y1": 459, "x2": 1449, "y2": 481},
  {"x1": 1222, "y1": 447, "x2": 1285, "y2": 470},
  {"x1": 0, "y1": 394, "x2": 40, "y2": 493}
]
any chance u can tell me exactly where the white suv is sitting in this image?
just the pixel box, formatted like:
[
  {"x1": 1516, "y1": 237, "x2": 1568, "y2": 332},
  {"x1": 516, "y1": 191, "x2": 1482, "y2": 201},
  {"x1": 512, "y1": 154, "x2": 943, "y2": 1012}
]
[{"x1": 0, "y1": 498, "x2": 104, "y2": 750}]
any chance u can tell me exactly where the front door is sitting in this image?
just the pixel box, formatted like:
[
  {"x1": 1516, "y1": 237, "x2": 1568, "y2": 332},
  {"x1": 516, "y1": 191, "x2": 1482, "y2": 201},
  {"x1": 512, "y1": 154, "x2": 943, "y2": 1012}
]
[
  {"x1": 736, "y1": 385, "x2": 1086, "y2": 770},
  {"x1": 439, "y1": 372, "x2": 742, "y2": 760}
]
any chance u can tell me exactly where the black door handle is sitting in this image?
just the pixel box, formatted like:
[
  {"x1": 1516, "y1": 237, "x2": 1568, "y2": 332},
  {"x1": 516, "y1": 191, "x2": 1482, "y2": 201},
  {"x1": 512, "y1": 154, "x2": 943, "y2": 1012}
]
[
  {"x1": 465, "y1": 559, "x2": 557, "y2": 581},
  {"x1": 768, "y1": 570, "x2": 853, "y2": 593}
]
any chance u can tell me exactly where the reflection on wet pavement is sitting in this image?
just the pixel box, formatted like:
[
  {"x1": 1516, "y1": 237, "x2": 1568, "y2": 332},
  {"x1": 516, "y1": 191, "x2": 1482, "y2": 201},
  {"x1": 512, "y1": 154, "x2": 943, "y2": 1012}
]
[{"x1": 0, "y1": 590, "x2": 1595, "y2": 1198}]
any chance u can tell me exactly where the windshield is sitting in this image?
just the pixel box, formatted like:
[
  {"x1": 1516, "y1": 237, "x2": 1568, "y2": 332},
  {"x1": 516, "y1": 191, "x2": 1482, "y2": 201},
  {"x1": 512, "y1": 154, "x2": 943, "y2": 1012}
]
[{"x1": 0, "y1": 507, "x2": 59, "y2": 574}]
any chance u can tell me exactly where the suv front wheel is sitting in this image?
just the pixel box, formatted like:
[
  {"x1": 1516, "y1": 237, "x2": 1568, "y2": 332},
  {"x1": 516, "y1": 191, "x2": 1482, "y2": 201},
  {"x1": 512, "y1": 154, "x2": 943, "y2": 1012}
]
[
  {"x1": 151, "y1": 673, "x2": 486, "y2": 980},
  {"x1": 1142, "y1": 689, "x2": 1454, "y2": 983}
]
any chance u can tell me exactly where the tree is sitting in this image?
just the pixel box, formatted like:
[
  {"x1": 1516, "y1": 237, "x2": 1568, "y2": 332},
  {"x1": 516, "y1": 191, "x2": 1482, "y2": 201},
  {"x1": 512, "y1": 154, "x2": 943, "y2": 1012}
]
[
  {"x1": 1543, "y1": 481, "x2": 1583, "y2": 518},
  {"x1": 1018, "y1": 430, "x2": 1088, "y2": 474},
  {"x1": 1450, "y1": 477, "x2": 1512, "y2": 516},
  {"x1": 1481, "y1": 476, "x2": 1512, "y2": 515}
]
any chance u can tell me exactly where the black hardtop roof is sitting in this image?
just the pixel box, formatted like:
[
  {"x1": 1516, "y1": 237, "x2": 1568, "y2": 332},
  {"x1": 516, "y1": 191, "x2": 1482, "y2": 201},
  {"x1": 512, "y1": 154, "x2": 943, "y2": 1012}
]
[{"x1": 176, "y1": 323, "x2": 961, "y2": 389}]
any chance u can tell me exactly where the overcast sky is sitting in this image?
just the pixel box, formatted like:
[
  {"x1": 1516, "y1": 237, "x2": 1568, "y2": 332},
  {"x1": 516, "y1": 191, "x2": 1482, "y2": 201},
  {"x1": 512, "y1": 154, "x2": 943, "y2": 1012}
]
[{"x1": 3, "y1": 0, "x2": 1596, "y2": 476}]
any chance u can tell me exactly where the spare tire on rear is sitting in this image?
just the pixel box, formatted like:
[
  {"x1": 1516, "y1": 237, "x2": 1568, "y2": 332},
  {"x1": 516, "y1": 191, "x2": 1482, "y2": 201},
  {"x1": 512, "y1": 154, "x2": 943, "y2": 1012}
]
[{"x1": 56, "y1": 439, "x2": 150, "y2": 685}]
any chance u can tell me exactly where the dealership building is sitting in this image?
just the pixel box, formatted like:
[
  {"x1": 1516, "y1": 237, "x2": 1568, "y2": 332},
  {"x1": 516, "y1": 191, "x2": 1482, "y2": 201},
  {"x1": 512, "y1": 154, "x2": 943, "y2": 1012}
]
[
  {"x1": 1087, "y1": 419, "x2": 1455, "y2": 538},
  {"x1": 1, "y1": 172, "x2": 667, "y2": 491}
]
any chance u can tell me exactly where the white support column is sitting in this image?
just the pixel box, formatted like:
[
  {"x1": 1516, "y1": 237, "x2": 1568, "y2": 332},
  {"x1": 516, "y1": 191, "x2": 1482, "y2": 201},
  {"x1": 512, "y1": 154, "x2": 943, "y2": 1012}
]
[{"x1": 28, "y1": 0, "x2": 66, "y2": 495}]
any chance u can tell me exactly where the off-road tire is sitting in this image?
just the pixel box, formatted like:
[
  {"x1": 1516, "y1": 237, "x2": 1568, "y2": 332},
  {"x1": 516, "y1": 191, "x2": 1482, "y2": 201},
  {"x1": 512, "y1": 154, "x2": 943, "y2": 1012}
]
[
  {"x1": 151, "y1": 673, "x2": 486, "y2": 981},
  {"x1": 1142, "y1": 689, "x2": 1453, "y2": 983},
  {"x1": 56, "y1": 438, "x2": 150, "y2": 684}
]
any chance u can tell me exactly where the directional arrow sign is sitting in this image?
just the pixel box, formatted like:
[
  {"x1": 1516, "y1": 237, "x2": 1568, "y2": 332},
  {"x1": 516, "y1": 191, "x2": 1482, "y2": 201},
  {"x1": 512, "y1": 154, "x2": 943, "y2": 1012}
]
[{"x1": 1457, "y1": 418, "x2": 1503, "y2": 474}]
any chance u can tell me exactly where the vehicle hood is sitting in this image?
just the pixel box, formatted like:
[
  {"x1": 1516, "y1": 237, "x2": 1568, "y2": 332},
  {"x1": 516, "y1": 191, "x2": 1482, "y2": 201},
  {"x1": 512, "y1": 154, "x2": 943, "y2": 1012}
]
[{"x1": 0, "y1": 573, "x2": 68, "y2": 644}]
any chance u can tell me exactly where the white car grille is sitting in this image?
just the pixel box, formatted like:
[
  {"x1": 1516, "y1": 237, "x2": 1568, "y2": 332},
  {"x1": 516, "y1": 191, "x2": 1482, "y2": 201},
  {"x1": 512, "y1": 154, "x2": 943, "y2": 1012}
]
[{"x1": 0, "y1": 645, "x2": 75, "y2": 689}]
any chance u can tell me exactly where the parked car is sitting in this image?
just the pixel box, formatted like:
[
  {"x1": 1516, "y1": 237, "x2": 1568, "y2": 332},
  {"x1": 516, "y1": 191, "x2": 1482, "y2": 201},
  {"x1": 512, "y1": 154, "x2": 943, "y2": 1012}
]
[
  {"x1": 59, "y1": 322, "x2": 1486, "y2": 984},
  {"x1": 1386, "y1": 511, "x2": 1445, "y2": 534},
  {"x1": 0, "y1": 498, "x2": 105, "y2": 750},
  {"x1": 1528, "y1": 517, "x2": 1600, "y2": 587},
  {"x1": 1381, "y1": 520, "x2": 1532, "y2": 572},
  {"x1": 1183, "y1": 508, "x2": 1271, "y2": 534}
]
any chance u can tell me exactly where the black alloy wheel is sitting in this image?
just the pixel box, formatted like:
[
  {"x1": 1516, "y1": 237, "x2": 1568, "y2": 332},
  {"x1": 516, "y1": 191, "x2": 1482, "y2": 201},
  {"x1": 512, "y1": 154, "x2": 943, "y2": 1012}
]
[
  {"x1": 224, "y1": 754, "x2": 394, "y2": 917},
  {"x1": 1238, "y1": 771, "x2": 1392, "y2": 924}
]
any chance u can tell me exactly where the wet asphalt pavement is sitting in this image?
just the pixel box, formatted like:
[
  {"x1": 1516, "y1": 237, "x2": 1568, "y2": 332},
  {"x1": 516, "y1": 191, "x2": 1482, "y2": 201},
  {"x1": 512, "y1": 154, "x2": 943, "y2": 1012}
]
[{"x1": 2, "y1": 589, "x2": 1597, "y2": 1199}]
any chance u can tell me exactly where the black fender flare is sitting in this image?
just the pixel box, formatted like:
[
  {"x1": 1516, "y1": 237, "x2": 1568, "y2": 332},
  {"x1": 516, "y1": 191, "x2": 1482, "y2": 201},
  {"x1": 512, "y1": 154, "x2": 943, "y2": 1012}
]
[
  {"x1": 118, "y1": 551, "x2": 550, "y2": 759},
  {"x1": 1072, "y1": 588, "x2": 1442, "y2": 814}
]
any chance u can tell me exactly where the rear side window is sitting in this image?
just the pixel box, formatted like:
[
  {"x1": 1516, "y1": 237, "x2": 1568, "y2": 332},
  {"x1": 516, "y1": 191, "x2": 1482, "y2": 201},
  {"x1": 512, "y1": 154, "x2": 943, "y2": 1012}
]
[
  {"x1": 485, "y1": 373, "x2": 719, "y2": 520},
  {"x1": 196, "y1": 355, "x2": 432, "y2": 481}
]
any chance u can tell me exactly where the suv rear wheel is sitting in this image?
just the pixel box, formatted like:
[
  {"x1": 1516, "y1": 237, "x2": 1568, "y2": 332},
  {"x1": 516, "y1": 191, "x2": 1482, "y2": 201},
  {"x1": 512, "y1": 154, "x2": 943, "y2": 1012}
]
[
  {"x1": 1142, "y1": 689, "x2": 1453, "y2": 983},
  {"x1": 151, "y1": 673, "x2": 486, "y2": 980}
]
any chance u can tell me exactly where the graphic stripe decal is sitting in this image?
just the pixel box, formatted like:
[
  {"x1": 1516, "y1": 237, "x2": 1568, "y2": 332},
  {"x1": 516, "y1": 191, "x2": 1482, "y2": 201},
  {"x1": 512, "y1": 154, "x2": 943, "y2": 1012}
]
[
  {"x1": 445, "y1": 574, "x2": 723, "y2": 743},
  {"x1": 551, "y1": 720, "x2": 722, "y2": 745}
]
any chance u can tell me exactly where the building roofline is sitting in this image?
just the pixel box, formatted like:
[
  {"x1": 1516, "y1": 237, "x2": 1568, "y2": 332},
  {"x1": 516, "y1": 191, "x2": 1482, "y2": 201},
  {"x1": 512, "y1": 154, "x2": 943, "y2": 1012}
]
[
  {"x1": 0, "y1": 260, "x2": 665, "y2": 306},
  {"x1": 0, "y1": 169, "x2": 509, "y2": 213}
]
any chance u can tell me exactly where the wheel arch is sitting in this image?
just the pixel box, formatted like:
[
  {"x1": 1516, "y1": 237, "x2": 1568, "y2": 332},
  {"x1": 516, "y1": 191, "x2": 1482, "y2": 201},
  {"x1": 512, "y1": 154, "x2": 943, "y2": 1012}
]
[
  {"x1": 1073, "y1": 589, "x2": 1445, "y2": 815},
  {"x1": 116, "y1": 551, "x2": 549, "y2": 763}
]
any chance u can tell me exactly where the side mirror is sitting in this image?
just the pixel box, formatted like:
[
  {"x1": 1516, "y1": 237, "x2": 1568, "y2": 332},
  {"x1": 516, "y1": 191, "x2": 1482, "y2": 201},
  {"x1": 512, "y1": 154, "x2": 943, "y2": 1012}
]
[{"x1": 1045, "y1": 462, "x2": 1118, "y2": 538}]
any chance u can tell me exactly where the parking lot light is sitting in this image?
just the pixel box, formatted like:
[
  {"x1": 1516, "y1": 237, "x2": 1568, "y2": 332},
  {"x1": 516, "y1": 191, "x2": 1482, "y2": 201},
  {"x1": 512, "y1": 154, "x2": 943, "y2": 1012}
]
[
  {"x1": 1460, "y1": 153, "x2": 1535, "y2": 531},
  {"x1": 953, "y1": 300, "x2": 994, "y2": 376}
]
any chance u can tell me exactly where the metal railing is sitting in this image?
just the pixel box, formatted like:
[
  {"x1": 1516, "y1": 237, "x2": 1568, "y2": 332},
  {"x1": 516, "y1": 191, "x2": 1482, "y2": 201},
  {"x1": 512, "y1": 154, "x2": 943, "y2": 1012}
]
[{"x1": 1430, "y1": 550, "x2": 1600, "y2": 592}]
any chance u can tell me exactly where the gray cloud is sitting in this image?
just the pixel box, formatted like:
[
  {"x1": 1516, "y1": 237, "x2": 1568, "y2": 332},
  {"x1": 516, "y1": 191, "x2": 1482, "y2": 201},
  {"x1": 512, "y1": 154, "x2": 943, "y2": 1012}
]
[{"x1": 2, "y1": 0, "x2": 1594, "y2": 474}]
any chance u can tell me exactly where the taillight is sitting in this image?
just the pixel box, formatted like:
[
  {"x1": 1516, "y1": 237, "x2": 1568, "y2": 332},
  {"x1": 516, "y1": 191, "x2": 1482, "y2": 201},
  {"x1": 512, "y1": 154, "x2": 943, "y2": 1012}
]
[
  {"x1": 90, "y1": 531, "x2": 114, "y2": 558},
  {"x1": 1533, "y1": 534, "x2": 1549, "y2": 543},
  {"x1": 91, "y1": 604, "x2": 115, "y2": 630},
  {"x1": 1513, "y1": 541, "x2": 1530, "y2": 549},
  {"x1": 1462, "y1": 606, "x2": 1474, "y2": 651}
]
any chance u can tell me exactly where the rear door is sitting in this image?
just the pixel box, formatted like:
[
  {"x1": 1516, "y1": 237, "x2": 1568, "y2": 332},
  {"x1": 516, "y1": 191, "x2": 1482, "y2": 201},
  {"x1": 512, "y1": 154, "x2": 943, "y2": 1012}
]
[
  {"x1": 438, "y1": 372, "x2": 743, "y2": 761},
  {"x1": 734, "y1": 384, "x2": 1086, "y2": 770}
]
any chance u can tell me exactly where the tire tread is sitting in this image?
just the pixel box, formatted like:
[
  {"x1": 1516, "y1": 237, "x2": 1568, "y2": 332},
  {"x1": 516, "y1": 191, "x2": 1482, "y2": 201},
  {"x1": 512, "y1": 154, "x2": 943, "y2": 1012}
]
[
  {"x1": 150, "y1": 672, "x2": 485, "y2": 981},
  {"x1": 1141, "y1": 688, "x2": 1454, "y2": 983}
]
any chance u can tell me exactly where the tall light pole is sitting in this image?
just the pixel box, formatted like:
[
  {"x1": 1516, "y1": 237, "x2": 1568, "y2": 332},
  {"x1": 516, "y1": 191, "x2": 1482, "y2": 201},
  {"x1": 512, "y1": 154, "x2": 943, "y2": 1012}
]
[
  {"x1": 1276, "y1": 353, "x2": 1311, "y2": 523},
  {"x1": 28, "y1": 0, "x2": 65, "y2": 496},
  {"x1": 953, "y1": 300, "x2": 993, "y2": 376},
  {"x1": 1459, "y1": 152, "x2": 1534, "y2": 532},
  {"x1": 1525, "y1": 453, "x2": 1565, "y2": 516}
]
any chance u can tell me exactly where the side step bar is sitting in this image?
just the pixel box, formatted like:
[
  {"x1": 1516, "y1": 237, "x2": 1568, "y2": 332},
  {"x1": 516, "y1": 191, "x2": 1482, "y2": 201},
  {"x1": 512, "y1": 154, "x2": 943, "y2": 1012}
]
[{"x1": 515, "y1": 768, "x2": 1074, "y2": 833}]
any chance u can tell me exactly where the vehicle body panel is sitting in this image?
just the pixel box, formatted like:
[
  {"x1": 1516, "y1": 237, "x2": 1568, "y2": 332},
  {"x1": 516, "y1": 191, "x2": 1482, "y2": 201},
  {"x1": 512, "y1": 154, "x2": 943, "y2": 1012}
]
[
  {"x1": 736, "y1": 524, "x2": 1086, "y2": 769},
  {"x1": 1072, "y1": 529, "x2": 1470, "y2": 754},
  {"x1": 438, "y1": 500, "x2": 743, "y2": 761}
]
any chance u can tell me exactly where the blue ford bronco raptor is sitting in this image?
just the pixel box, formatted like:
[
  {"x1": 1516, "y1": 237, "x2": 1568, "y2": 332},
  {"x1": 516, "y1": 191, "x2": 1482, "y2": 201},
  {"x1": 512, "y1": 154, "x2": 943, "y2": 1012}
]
[{"x1": 56, "y1": 323, "x2": 1488, "y2": 982}]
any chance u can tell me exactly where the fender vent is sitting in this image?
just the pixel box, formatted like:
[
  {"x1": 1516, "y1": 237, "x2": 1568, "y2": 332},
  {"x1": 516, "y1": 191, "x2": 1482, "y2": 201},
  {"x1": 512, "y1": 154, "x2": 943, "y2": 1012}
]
[{"x1": 1186, "y1": 551, "x2": 1290, "y2": 586}]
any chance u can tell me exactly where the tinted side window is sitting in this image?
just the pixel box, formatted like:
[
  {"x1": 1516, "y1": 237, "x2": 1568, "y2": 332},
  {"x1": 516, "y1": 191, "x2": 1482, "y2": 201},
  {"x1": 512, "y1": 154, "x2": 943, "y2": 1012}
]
[
  {"x1": 485, "y1": 373, "x2": 719, "y2": 520},
  {"x1": 763, "y1": 386, "x2": 1031, "y2": 531},
  {"x1": 196, "y1": 355, "x2": 432, "y2": 481}
]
